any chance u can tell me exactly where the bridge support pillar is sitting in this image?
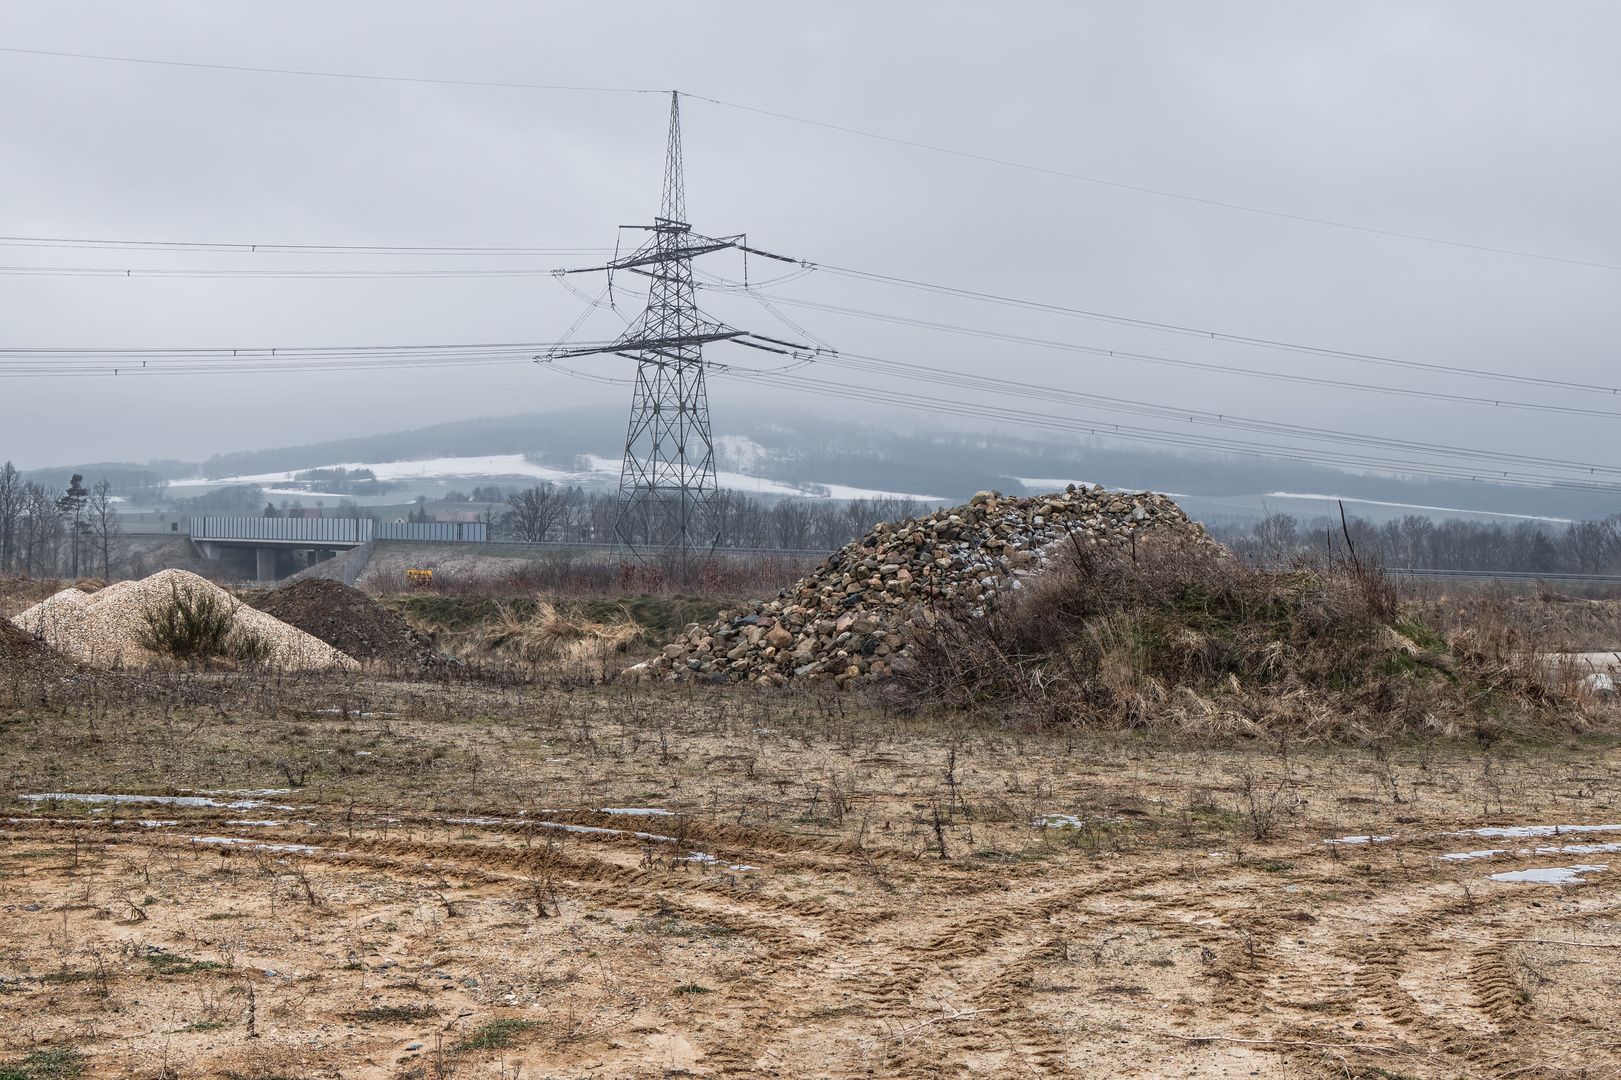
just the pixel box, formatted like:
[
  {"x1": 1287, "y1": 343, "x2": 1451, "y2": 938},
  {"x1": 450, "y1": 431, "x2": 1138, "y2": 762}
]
[{"x1": 256, "y1": 548, "x2": 278, "y2": 582}]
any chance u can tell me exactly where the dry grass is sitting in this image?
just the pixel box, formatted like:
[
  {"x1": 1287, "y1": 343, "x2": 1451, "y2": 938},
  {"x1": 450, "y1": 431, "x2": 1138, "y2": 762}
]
[
  {"x1": 479, "y1": 601, "x2": 643, "y2": 669},
  {"x1": 896, "y1": 534, "x2": 1611, "y2": 741}
]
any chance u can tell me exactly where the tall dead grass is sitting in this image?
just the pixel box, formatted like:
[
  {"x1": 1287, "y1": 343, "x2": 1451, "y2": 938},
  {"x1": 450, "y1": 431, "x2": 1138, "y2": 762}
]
[
  {"x1": 895, "y1": 532, "x2": 1606, "y2": 740},
  {"x1": 482, "y1": 601, "x2": 641, "y2": 662}
]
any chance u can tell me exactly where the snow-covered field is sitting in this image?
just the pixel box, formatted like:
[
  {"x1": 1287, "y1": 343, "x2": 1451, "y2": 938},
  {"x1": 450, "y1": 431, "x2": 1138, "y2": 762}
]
[{"x1": 168, "y1": 454, "x2": 943, "y2": 504}]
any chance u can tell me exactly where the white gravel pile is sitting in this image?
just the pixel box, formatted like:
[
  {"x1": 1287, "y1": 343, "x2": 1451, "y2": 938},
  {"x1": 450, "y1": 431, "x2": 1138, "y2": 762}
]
[{"x1": 11, "y1": 569, "x2": 357, "y2": 671}]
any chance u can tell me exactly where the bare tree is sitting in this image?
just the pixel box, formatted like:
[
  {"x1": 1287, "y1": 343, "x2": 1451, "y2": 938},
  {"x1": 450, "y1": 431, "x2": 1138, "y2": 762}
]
[
  {"x1": 504, "y1": 483, "x2": 568, "y2": 542},
  {"x1": 0, "y1": 462, "x2": 19, "y2": 573},
  {"x1": 18, "y1": 482, "x2": 62, "y2": 576},
  {"x1": 87, "y1": 479, "x2": 124, "y2": 578}
]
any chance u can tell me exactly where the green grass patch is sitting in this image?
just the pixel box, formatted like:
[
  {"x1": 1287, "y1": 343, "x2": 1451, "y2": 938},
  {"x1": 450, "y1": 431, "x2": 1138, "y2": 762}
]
[
  {"x1": 145, "y1": 952, "x2": 221, "y2": 976},
  {"x1": 0, "y1": 1048, "x2": 84, "y2": 1080},
  {"x1": 1393, "y1": 619, "x2": 1445, "y2": 652},
  {"x1": 453, "y1": 1018, "x2": 544, "y2": 1051},
  {"x1": 672, "y1": 983, "x2": 710, "y2": 995},
  {"x1": 1258, "y1": 860, "x2": 1297, "y2": 873},
  {"x1": 202, "y1": 912, "x2": 246, "y2": 921},
  {"x1": 180, "y1": 1020, "x2": 228, "y2": 1033}
]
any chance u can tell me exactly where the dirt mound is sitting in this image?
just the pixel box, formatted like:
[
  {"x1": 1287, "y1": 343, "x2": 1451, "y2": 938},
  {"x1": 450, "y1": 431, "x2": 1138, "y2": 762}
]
[
  {"x1": 254, "y1": 577, "x2": 438, "y2": 668},
  {"x1": 11, "y1": 569, "x2": 356, "y2": 671},
  {"x1": 626, "y1": 485, "x2": 1210, "y2": 689},
  {"x1": 0, "y1": 617, "x2": 85, "y2": 682}
]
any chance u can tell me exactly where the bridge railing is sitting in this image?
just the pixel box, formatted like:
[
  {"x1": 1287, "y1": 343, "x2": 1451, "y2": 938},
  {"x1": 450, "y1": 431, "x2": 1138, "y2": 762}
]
[{"x1": 190, "y1": 516, "x2": 374, "y2": 543}]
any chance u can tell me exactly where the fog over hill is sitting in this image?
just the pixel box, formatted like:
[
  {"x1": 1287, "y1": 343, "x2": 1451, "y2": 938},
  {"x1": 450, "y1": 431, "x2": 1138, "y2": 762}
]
[{"x1": 17, "y1": 408, "x2": 1620, "y2": 526}]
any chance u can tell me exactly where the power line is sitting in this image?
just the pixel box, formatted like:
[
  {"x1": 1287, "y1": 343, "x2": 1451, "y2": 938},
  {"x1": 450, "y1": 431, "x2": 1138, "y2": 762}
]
[
  {"x1": 800, "y1": 264, "x2": 1621, "y2": 396},
  {"x1": 0, "y1": 264, "x2": 570, "y2": 279},
  {"x1": 0, "y1": 234, "x2": 606, "y2": 255},
  {"x1": 5, "y1": 328, "x2": 1614, "y2": 489},
  {"x1": 0, "y1": 45, "x2": 658, "y2": 96},
  {"x1": 730, "y1": 288, "x2": 1621, "y2": 420},
  {"x1": 698, "y1": 362, "x2": 1621, "y2": 493},
  {"x1": 534, "y1": 337, "x2": 1620, "y2": 487},
  {"x1": 681, "y1": 93, "x2": 1621, "y2": 275},
  {"x1": 815, "y1": 350, "x2": 1621, "y2": 479},
  {"x1": 7, "y1": 44, "x2": 1619, "y2": 274},
  {"x1": 8, "y1": 229, "x2": 1614, "y2": 397}
]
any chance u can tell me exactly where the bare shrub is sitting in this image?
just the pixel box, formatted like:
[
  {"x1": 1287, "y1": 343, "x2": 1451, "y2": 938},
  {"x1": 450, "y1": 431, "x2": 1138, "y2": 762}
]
[
  {"x1": 137, "y1": 579, "x2": 269, "y2": 665},
  {"x1": 893, "y1": 530, "x2": 1579, "y2": 737}
]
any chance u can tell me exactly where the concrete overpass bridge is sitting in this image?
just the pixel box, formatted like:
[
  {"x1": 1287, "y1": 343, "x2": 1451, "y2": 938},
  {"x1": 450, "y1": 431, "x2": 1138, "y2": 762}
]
[{"x1": 189, "y1": 516, "x2": 486, "y2": 580}]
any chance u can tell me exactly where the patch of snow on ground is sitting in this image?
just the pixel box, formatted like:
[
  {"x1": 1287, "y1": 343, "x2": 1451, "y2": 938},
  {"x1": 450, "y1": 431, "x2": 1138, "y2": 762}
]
[{"x1": 1491, "y1": 865, "x2": 1608, "y2": 884}]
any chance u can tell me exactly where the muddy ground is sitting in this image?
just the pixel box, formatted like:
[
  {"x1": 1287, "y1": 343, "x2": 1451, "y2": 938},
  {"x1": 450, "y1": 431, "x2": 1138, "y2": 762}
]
[{"x1": 0, "y1": 675, "x2": 1618, "y2": 1080}]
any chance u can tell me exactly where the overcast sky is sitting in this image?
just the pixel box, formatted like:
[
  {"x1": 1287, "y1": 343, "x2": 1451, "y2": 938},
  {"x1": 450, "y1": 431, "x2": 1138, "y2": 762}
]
[{"x1": 1, "y1": 2, "x2": 1618, "y2": 490}]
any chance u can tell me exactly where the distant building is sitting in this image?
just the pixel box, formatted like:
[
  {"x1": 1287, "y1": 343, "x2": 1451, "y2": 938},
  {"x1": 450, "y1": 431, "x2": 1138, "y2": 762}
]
[{"x1": 435, "y1": 510, "x2": 481, "y2": 523}]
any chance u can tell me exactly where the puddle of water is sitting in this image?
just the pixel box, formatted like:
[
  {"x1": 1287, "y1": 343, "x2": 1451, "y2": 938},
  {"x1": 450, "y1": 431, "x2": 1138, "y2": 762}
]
[
  {"x1": 598, "y1": 808, "x2": 678, "y2": 817},
  {"x1": 23, "y1": 793, "x2": 296, "y2": 811},
  {"x1": 1491, "y1": 864, "x2": 1608, "y2": 884},
  {"x1": 1325, "y1": 835, "x2": 1397, "y2": 845},
  {"x1": 1442, "y1": 849, "x2": 1509, "y2": 861}
]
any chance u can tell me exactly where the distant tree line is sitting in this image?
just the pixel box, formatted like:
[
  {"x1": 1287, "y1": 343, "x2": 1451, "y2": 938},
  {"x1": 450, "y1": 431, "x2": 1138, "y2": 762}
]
[
  {"x1": 1209, "y1": 511, "x2": 1621, "y2": 575},
  {"x1": 291, "y1": 466, "x2": 393, "y2": 496},
  {"x1": 496, "y1": 483, "x2": 928, "y2": 551},
  {"x1": 0, "y1": 461, "x2": 124, "y2": 577}
]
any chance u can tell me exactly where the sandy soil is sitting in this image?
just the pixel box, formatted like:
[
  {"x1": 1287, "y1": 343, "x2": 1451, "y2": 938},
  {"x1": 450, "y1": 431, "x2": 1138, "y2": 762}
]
[{"x1": 0, "y1": 678, "x2": 1618, "y2": 1079}]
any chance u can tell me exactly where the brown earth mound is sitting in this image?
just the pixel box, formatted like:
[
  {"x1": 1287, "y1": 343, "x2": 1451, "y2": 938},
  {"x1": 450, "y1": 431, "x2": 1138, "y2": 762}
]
[
  {"x1": 254, "y1": 577, "x2": 438, "y2": 668},
  {"x1": 0, "y1": 617, "x2": 89, "y2": 683}
]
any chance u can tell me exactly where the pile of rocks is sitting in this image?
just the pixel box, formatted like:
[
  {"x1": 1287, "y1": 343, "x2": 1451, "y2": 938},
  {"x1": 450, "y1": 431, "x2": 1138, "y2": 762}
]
[{"x1": 625, "y1": 485, "x2": 1207, "y2": 689}]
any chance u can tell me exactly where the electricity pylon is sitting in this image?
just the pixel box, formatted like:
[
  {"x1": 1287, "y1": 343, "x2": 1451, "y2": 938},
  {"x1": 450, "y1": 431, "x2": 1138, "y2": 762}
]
[{"x1": 548, "y1": 91, "x2": 814, "y2": 561}]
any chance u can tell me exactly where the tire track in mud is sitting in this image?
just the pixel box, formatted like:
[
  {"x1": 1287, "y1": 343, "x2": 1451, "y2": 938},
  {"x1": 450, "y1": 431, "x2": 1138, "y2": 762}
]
[{"x1": 7, "y1": 813, "x2": 1611, "y2": 1079}]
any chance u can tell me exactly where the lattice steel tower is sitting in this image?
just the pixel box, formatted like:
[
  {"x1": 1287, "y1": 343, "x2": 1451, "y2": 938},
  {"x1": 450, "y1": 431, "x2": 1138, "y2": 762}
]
[{"x1": 549, "y1": 92, "x2": 811, "y2": 560}]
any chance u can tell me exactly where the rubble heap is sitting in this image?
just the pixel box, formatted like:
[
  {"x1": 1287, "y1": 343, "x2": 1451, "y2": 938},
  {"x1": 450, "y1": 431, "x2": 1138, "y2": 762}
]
[{"x1": 625, "y1": 485, "x2": 1208, "y2": 689}]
